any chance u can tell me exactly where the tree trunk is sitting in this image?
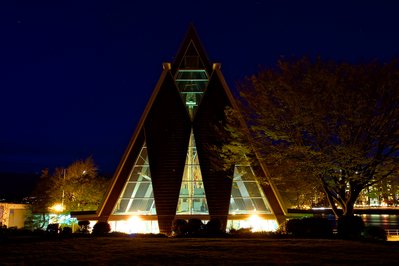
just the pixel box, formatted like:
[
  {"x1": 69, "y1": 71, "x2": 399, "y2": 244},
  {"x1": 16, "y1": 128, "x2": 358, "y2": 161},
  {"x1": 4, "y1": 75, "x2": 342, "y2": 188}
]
[
  {"x1": 342, "y1": 189, "x2": 361, "y2": 217},
  {"x1": 322, "y1": 184, "x2": 341, "y2": 218},
  {"x1": 343, "y1": 201, "x2": 354, "y2": 217},
  {"x1": 40, "y1": 213, "x2": 47, "y2": 229}
]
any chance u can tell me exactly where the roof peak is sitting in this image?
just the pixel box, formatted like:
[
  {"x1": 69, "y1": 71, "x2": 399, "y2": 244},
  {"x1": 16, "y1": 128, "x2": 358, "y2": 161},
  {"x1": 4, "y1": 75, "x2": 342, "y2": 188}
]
[{"x1": 171, "y1": 25, "x2": 212, "y2": 74}]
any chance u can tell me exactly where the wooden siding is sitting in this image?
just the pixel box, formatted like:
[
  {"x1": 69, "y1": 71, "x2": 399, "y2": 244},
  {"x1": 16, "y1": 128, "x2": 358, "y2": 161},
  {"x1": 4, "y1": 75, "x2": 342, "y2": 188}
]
[
  {"x1": 193, "y1": 72, "x2": 234, "y2": 230},
  {"x1": 144, "y1": 72, "x2": 191, "y2": 233}
]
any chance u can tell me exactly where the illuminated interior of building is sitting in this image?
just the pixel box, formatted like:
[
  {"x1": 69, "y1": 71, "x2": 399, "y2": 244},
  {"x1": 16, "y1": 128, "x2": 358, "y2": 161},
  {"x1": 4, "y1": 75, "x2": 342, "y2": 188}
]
[{"x1": 73, "y1": 25, "x2": 286, "y2": 234}]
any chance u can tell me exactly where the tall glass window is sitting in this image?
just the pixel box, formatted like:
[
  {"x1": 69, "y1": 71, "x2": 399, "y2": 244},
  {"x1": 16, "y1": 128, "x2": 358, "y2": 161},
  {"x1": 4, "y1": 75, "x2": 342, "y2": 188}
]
[
  {"x1": 113, "y1": 144, "x2": 156, "y2": 215},
  {"x1": 176, "y1": 130, "x2": 209, "y2": 215},
  {"x1": 174, "y1": 41, "x2": 209, "y2": 119},
  {"x1": 229, "y1": 165, "x2": 272, "y2": 214},
  {"x1": 175, "y1": 69, "x2": 208, "y2": 118}
]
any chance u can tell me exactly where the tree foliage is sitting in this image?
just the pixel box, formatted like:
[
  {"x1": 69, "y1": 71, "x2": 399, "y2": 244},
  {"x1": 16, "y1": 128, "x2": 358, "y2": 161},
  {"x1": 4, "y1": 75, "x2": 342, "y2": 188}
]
[
  {"x1": 227, "y1": 57, "x2": 399, "y2": 217},
  {"x1": 30, "y1": 157, "x2": 109, "y2": 215}
]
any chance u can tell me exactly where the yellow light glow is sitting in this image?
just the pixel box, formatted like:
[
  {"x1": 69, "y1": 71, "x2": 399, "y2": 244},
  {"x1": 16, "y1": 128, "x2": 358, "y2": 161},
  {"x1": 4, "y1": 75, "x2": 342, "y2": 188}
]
[
  {"x1": 247, "y1": 215, "x2": 279, "y2": 232},
  {"x1": 113, "y1": 216, "x2": 147, "y2": 234},
  {"x1": 128, "y1": 215, "x2": 147, "y2": 233},
  {"x1": 110, "y1": 218, "x2": 159, "y2": 234},
  {"x1": 248, "y1": 214, "x2": 263, "y2": 232},
  {"x1": 50, "y1": 203, "x2": 65, "y2": 212},
  {"x1": 128, "y1": 215, "x2": 141, "y2": 224}
]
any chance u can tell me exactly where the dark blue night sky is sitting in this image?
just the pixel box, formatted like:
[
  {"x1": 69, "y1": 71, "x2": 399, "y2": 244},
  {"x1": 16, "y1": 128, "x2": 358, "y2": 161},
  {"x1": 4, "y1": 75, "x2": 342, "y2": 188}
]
[{"x1": 1, "y1": 0, "x2": 399, "y2": 177}]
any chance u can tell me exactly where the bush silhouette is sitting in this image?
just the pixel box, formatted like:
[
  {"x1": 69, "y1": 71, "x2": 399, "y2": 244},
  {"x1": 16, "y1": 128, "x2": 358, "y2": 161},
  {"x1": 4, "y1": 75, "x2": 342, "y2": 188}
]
[
  {"x1": 363, "y1": 225, "x2": 387, "y2": 241},
  {"x1": 61, "y1": 227, "x2": 72, "y2": 236},
  {"x1": 92, "y1": 222, "x2": 111, "y2": 236},
  {"x1": 78, "y1": 220, "x2": 90, "y2": 234},
  {"x1": 337, "y1": 216, "x2": 365, "y2": 239},
  {"x1": 46, "y1": 223, "x2": 60, "y2": 235},
  {"x1": 283, "y1": 217, "x2": 333, "y2": 238},
  {"x1": 206, "y1": 218, "x2": 223, "y2": 235},
  {"x1": 171, "y1": 219, "x2": 189, "y2": 236},
  {"x1": 172, "y1": 218, "x2": 226, "y2": 237},
  {"x1": 187, "y1": 218, "x2": 204, "y2": 235}
]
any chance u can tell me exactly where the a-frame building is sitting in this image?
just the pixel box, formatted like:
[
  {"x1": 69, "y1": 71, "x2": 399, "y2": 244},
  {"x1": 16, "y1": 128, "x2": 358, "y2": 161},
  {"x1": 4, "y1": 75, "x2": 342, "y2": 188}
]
[{"x1": 93, "y1": 26, "x2": 286, "y2": 234}]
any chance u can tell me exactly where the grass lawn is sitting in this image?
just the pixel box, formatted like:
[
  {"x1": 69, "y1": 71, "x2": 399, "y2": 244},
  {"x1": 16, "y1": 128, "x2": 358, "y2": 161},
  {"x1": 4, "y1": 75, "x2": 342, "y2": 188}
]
[{"x1": 1, "y1": 236, "x2": 398, "y2": 265}]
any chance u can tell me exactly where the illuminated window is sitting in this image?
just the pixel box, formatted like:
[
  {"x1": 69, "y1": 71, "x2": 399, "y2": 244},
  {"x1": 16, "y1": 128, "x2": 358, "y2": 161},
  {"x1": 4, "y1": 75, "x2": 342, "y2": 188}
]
[
  {"x1": 113, "y1": 144, "x2": 156, "y2": 215},
  {"x1": 229, "y1": 165, "x2": 272, "y2": 214},
  {"x1": 110, "y1": 218, "x2": 159, "y2": 234},
  {"x1": 176, "y1": 130, "x2": 209, "y2": 215},
  {"x1": 227, "y1": 217, "x2": 278, "y2": 232},
  {"x1": 174, "y1": 41, "x2": 209, "y2": 119}
]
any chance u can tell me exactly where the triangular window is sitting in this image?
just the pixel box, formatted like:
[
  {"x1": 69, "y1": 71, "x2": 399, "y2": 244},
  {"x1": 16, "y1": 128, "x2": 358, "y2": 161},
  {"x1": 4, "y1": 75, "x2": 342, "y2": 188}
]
[
  {"x1": 113, "y1": 143, "x2": 156, "y2": 215},
  {"x1": 176, "y1": 130, "x2": 209, "y2": 215},
  {"x1": 174, "y1": 41, "x2": 209, "y2": 119},
  {"x1": 229, "y1": 165, "x2": 272, "y2": 215}
]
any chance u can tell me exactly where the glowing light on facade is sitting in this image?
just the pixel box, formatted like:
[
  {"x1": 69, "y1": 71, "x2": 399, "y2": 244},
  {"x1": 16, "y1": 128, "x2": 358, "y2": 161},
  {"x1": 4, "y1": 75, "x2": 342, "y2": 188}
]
[
  {"x1": 110, "y1": 216, "x2": 159, "y2": 234},
  {"x1": 227, "y1": 216, "x2": 279, "y2": 232}
]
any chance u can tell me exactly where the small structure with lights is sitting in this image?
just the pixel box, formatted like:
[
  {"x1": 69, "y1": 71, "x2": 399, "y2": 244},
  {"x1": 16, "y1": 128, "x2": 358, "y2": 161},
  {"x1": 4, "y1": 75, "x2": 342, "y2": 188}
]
[
  {"x1": 73, "y1": 25, "x2": 286, "y2": 234},
  {"x1": 0, "y1": 202, "x2": 28, "y2": 229}
]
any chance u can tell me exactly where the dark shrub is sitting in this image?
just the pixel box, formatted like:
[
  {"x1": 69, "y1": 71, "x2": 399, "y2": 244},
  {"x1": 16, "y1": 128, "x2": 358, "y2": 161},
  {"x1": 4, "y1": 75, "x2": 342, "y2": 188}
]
[
  {"x1": 78, "y1": 220, "x2": 90, "y2": 226},
  {"x1": 46, "y1": 223, "x2": 60, "y2": 235},
  {"x1": 109, "y1": 231, "x2": 129, "y2": 237},
  {"x1": 363, "y1": 225, "x2": 387, "y2": 241},
  {"x1": 305, "y1": 217, "x2": 333, "y2": 237},
  {"x1": 61, "y1": 227, "x2": 72, "y2": 236},
  {"x1": 283, "y1": 217, "x2": 333, "y2": 238},
  {"x1": 133, "y1": 233, "x2": 168, "y2": 238},
  {"x1": 337, "y1": 216, "x2": 365, "y2": 239},
  {"x1": 33, "y1": 229, "x2": 46, "y2": 236},
  {"x1": 17, "y1": 229, "x2": 34, "y2": 236},
  {"x1": 78, "y1": 220, "x2": 90, "y2": 234},
  {"x1": 92, "y1": 222, "x2": 111, "y2": 236},
  {"x1": 205, "y1": 218, "x2": 223, "y2": 235},
  {"x1": 171, "y1": 219, "x2": 188, "y2": 236},
  {"x1": 229, "y1": 227, "x2": 252, "y2": 235},
  {"x1": 187, "y1": 218, "x2": 204, "y2": 235},
  {"x1": 281, "y1": 219, "x2": 300, "y2": 234}
]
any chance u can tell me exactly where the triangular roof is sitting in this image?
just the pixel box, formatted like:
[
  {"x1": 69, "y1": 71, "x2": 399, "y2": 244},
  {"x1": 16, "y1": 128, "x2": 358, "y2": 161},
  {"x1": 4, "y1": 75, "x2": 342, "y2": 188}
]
[
  {"x1": 97, "y1": 27, "x2": 212, "y2": 219},
  {"x1": 171, "y1": 24, "x2": 212, "y2": 75},
  {"x1": 95, "y1": 26, "x2": 286, "y2": 232},
  {"x1": 97, "y1": 66, "x2": 173, "y2": 218}
]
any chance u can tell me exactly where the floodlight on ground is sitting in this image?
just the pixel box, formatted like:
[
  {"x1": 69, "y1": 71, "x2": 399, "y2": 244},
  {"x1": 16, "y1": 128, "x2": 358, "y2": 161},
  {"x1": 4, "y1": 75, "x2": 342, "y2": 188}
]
[
  {"x1": 128, "y1": 215, "x2": 147, "y2": 233},
  {"x1": 247, "y1": 215, "x2": 279, "y2": 232}
]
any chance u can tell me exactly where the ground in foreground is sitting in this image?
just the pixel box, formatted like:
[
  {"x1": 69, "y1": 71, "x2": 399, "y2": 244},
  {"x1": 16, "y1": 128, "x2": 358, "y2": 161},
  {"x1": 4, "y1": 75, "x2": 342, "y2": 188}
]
[{"x1": 1, "y1": 237, "x2": 398, "y2": 265}]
